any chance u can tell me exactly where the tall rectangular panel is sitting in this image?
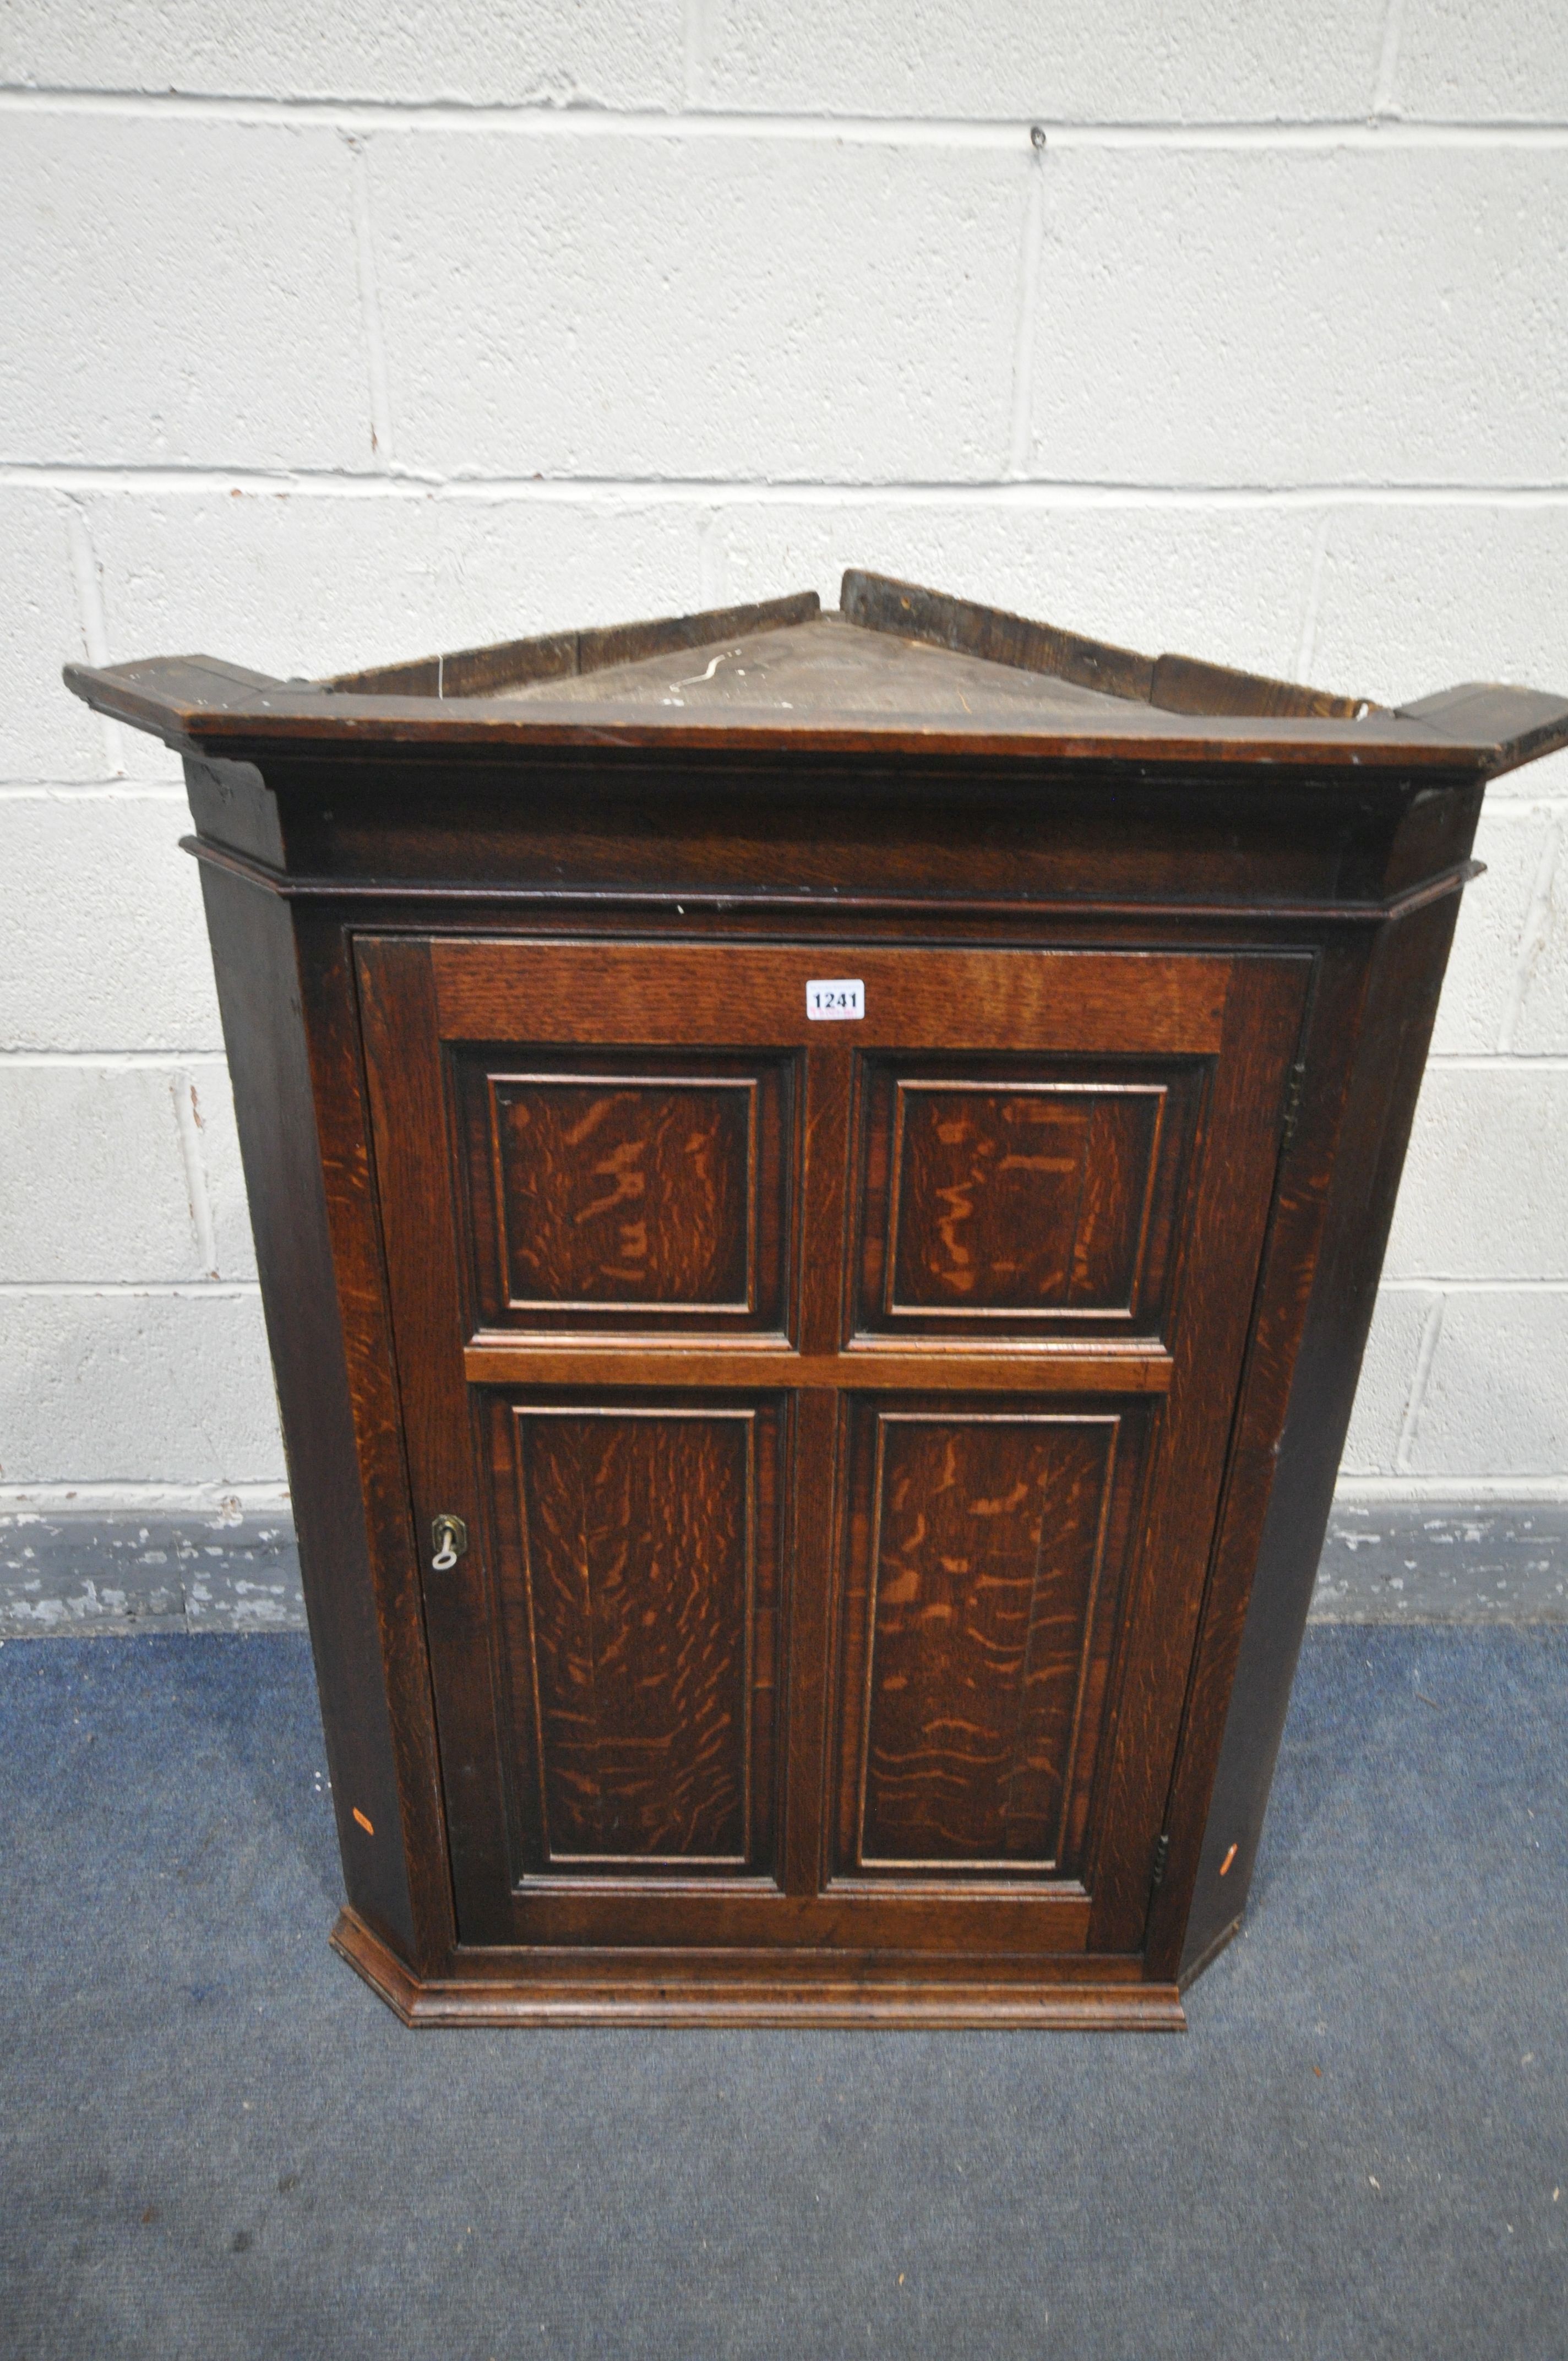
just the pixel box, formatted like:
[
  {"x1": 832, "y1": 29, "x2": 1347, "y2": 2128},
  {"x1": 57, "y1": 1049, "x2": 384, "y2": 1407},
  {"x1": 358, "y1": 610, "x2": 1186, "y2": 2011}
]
[
  {"x1": 832, "y1": 1401, "x2": 1151, "y2": 1881},
  {"x1": 485, "y1": 1399, "x2": 783, "y2": 1878}
]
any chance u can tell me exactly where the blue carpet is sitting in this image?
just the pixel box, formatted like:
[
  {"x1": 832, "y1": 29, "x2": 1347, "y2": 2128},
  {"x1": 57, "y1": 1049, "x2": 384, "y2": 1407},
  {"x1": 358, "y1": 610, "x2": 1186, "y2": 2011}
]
[{"x1": 1, "y1": 1628, "x2": 1564, "y2": 2359}]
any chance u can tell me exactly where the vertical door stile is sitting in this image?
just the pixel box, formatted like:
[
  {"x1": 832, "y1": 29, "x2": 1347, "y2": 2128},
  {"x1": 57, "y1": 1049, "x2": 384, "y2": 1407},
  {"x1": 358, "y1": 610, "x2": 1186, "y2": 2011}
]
[
  {"x1": 1083, "y1": 955, "x2": 1313, "y2": 1952},
  {"x1": 355, "y1": 935, "x2": 519, "y2": 1941},
  {"x1": 782, "y1": 1038, "x2": 856, "y2": 1898}
]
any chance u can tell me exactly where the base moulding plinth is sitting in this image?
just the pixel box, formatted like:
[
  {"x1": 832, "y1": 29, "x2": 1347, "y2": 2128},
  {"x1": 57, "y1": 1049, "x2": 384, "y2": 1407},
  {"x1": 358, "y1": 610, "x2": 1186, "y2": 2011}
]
[{"x1": 329, "y1": 1908, "x2": 1188, "y2": 2031}]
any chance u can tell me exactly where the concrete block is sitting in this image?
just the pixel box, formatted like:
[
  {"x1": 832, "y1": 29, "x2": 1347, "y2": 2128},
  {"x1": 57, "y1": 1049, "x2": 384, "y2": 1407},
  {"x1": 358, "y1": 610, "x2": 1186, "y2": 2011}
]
[
  {"x1": 704, "y1": 0, "x2": 1387, "y2": 121},
  {"x1": 1313, "y1": 1501, "x2": 1568, "y2": 1624},
  {"x1": 1308, "y1": 508, "x2": 1568, "y2": 730},
  {"x1": 1025, "y1": 149, "x2": 1568, "y2": 488},
  {"x1": 1387, "y1": 1067, "x2": 1568, "y2": 1280},
  {"x1": 0, "y1": 1065, "x2": 209, "y2": 1282},
  {"x1": 0, "y1": 1, "x2": 682, "y2": 108},
  {"x1": 370, "y1": 135, "x2": 1022, "y2": 480},
  {"x1": 77, "y1": 487, "x2": 707, "y2": 688},
  {"x1": 0, "y1": 1511, "x2": 302, "y2": 1635},
  {"x1": 1340, "y1": 1288, "x2": 1436, "y2": 1475},
  {"x1": 0, "y1": 794, "x2": 222, "y2": 1052},
  {"x1": 0, "y1": 1290, "x2": 285, "y2": 1484},
  {"x1": 1395, "y1": 0, "x2": 1568, "y2": 121},
  {"x1": 1509, "y1": 819, "x2": 1568, "y2": 1059},
  {"x1": 186, "y1": 1063, "x2": 258, "y2": 1283},
  {"x1": 715, "y1": 498, "x2": 1327, "y2": 682},
  {"x1": 1431, "y1": 806, "x2": 1561, "y2": 1057},
  {"x1": 12, "y1": 1497, "x2": 1567, "y2": 1639},
  {"x1": 0, "y1": 116, "x2": 367, "y2": 470},
  {"x1": 0, "y1": 491, "x2": 111, "y2": 784},
  {"x1": 1408, "y1": 1290, "x2": 1568, "y2": 1476}
]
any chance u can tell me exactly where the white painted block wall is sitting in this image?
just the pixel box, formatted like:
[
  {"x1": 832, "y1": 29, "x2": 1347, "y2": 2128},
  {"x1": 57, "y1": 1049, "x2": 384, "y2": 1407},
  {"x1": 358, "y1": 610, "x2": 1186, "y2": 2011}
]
[{"x1": 2, "y1": 2, "x2": 1565, "y2": 1513}]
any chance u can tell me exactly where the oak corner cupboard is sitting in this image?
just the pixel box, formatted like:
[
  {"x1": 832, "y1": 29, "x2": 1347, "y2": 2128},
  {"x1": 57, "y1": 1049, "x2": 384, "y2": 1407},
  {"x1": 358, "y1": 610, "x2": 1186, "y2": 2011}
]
[{"x1": 66, "y1": 570, "x2": 1568, "y2": 2028}]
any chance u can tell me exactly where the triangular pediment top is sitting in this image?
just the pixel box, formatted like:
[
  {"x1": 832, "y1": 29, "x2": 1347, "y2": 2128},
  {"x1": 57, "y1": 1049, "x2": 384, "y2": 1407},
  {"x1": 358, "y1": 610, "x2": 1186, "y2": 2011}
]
[
  {"x1": 322, "y1": 569, "x2": 1376, "y2": 728},
  {"x1": 61, "y1": 569, "x2": 1568, "y2": 779}
]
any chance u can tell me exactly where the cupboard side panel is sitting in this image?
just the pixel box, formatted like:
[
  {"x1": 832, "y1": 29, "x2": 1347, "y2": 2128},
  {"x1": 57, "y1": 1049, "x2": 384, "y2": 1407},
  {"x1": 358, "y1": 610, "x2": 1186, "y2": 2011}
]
[
  {"x1": 1084, "y1": 958, "x2": 1311, "y2": 1953},
  {"x1": 1172, "y1": 892, "x2": 1462, "y2": 1984},
  {"x1": 292, "y1": 903, "x2": 458, "y2": 1970},
  {"x1": 1145, "y1": 937, "x2": 1364, "y2": 1982},
  {"x1": 355, "y1": 937, "x2": 522, "y2": 1945},
  {"x1": 196, "y1": 863, "x2": 445, "y2": 1962}
]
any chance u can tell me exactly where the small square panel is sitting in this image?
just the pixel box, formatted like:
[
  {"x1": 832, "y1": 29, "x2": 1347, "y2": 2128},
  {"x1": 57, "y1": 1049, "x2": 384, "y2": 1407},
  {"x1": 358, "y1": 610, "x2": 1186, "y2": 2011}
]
[
  {"x1": 854, "y1": 1059, "x2": 1201, "y2": 1340},
  {"x1": 890, "y1": 1081, "x2": 1162, "y2": 1312},
  {"x1": 493, "y1": 1075, "x2": 754, "y2": 1310},
  {"x1": 458, "y1": 1051, "x2": 796, "y2": 1335}
]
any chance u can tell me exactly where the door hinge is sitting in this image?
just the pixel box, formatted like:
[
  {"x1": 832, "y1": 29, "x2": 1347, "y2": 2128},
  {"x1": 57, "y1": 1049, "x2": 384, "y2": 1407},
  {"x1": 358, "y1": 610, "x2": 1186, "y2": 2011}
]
[
  {"x1": 1281, "y1": 1060, "x2": 1308, "y2": 1150},
  {"x1": 1149, "y1": 1831, "x2": 1171, "y2": 1897}
]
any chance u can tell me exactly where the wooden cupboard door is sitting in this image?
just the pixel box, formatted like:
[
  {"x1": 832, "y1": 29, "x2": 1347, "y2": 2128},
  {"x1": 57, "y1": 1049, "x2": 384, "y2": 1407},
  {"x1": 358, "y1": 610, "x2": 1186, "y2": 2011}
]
[{"x1": 357, "y1": 934, "x2": 1309, "y2": 1958}]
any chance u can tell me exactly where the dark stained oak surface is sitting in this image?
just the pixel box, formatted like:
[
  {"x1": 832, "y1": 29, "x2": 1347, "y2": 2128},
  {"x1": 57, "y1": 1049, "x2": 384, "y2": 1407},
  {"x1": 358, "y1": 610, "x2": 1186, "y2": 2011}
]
[
  {"x1": 63, "y1": 567, "x2": 1566, "y2": 2024},
  {"x1": 884, "y1": 1084, "x2": 1163, "y2": 1316},
  {"x1": 847, "y1": 1410, "x2": 1131, "y2": 1873},
  {"x1": 324, "y1": 590, "x2": 823, "y2": 700},
  {"x1": 856, "y1": 1058, "x2": 1198, "y2": 1341},
  {"x1": 458, "y1": 1047, "x2": 795, "y2": 1339},
  {"x1": 358, "y1": 932, "x2": 1308, "y2": 1976},
  {"x1": 491, "y1": 1079, "x2": 754, "y2": 1310},
  {"x1": 432, "y1": 940, "x2": 1232, "y2": 1054},
  {"x1": 62, "y1": 569, "x2": 1568, "y2": 776},
  {"x1": 494, "y1": 614, "x2": 1142, "y2": 723},
  {"x1": 460, "y1": 1346, "x2": 1174, "y2": 1394},
  {"x1": 493, "y1": 1400, "x2": 778, "y2": 1874}
]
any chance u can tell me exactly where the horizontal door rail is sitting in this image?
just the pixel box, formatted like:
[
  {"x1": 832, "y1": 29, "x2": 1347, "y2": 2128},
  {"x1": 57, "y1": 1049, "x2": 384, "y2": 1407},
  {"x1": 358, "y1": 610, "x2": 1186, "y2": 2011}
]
[{"x1": 460, "y1": 1343, "x2": 1174, "y2": 1394}]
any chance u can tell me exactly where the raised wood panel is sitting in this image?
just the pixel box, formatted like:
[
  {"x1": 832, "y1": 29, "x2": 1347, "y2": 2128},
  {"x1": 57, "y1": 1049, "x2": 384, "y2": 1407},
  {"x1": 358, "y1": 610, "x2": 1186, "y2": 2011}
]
[
  {"x1": 457, "y1": 1049, "x2": 796, "y2": 1334},
  {"x1": 484, "y1": 1397, "x2": 782, "y2": 1879},
  {"x1": 888, "y1": 1082, "x2": 1162, "y2": 1315},
  {"x1": 855, "y1": 1056, "x2": 1201, "y2": 1340},
  {"x1": 493, "y1": 1077, "x2": 753, "y2": 1310},
  {"x1": 831, "y1": 1399, "x2": 1151, "y2": 1884}
]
